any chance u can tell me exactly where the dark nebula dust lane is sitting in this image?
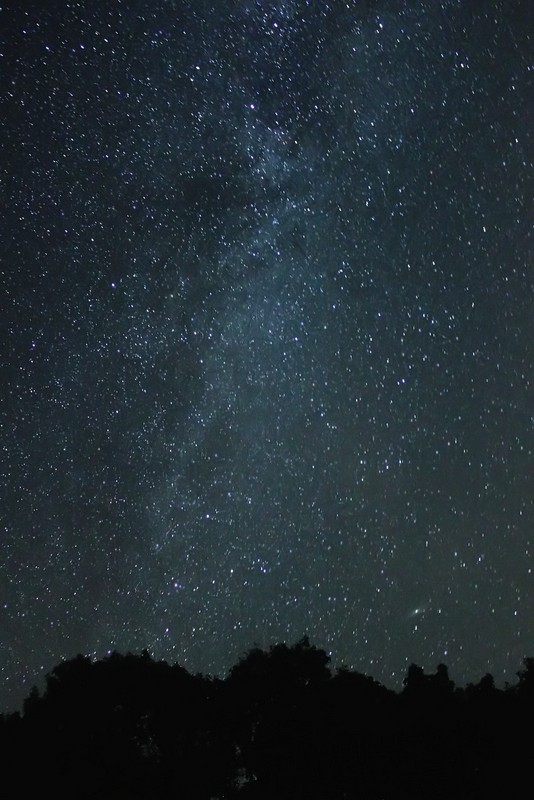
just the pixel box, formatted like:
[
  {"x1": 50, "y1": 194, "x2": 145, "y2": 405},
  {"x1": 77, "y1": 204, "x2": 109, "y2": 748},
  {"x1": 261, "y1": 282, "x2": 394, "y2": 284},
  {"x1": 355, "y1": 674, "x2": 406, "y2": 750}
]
[{"x1": 1, "y1": 0, "x2": 532, "y2": 712}]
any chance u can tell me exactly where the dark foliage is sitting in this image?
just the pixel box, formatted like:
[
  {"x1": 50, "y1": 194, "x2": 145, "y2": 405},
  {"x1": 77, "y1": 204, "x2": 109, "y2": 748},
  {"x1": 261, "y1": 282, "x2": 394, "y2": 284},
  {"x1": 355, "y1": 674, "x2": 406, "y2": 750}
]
[{"x1": 1, "y1": 642, "x2": 532, "y2": 799}]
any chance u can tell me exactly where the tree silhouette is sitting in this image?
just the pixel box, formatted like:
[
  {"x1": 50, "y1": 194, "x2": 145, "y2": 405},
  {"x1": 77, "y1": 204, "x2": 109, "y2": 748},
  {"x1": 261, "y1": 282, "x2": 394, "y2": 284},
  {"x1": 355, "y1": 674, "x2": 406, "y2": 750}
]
[
  {"x1": 226, "y1": 637, "x2": 331, "y2": 795},
  {"x1": 516, "y1": 656, "x2": 534, "y2": 697},
  {"x1": 2, "y1": 642, "x2": 533, "y2": 799}
]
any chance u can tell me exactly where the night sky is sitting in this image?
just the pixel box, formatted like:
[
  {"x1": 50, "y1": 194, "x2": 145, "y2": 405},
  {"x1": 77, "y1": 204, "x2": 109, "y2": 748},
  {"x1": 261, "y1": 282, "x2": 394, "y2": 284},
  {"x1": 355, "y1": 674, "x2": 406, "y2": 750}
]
[{"x1": 1, "y1": 0, "x2": 532, "y2": 713}]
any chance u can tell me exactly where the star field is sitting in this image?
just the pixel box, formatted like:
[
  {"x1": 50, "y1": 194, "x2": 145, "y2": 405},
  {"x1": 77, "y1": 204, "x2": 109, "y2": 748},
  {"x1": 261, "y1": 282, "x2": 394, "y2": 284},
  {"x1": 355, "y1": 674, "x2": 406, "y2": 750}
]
[{"x1": 1, "y1": 0, "x2": 533, "y2": 712}]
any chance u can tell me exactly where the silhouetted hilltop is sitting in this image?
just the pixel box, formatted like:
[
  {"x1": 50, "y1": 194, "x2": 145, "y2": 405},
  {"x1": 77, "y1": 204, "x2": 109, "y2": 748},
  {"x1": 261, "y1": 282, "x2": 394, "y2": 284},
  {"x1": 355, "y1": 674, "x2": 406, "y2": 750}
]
[{"x1": 1, "y1": 638, "x2": 533, "y2": 799}]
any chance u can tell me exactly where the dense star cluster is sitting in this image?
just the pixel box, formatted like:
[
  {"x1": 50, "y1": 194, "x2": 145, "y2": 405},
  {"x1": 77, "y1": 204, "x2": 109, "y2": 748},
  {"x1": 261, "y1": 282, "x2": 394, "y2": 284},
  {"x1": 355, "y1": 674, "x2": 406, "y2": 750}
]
[{"x1": 1, "y1": 0, "x2": 532, "y2": 713}]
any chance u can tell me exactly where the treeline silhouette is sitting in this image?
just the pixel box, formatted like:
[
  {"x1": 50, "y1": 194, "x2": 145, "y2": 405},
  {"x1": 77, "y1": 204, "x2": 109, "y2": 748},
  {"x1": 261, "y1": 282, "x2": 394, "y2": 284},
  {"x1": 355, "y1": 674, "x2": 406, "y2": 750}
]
[{"x1": 1, "y1": 638, "x2": 533, "y2": 799}]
